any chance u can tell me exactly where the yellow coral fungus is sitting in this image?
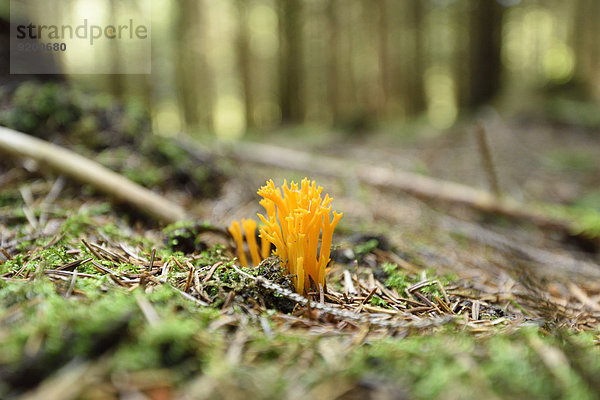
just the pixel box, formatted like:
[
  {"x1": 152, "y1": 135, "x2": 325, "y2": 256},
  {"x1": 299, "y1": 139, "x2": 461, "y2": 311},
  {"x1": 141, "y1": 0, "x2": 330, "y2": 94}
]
[
  {"x1": 227, "y1": 218, "x2": 270, "y2": 268},
  {"x1": 242, "y1": 219, "x2": 261, "y2": 267},
  {"x1": 257, "y1": 178, "x2": 342, "y2": 294},
  {"x1": 227, "y1": 220, "x2": 248, "y2": 268},
  {"x1": 228, "y1": 179, "x2": 342, "y2": 294}
]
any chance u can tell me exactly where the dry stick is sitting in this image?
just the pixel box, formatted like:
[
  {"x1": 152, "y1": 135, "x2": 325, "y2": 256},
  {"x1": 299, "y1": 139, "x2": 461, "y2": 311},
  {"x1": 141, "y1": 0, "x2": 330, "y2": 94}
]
[
  {"x1": 0, "y1": 127, "x2": 189, "y2": 224},
  {"x1": 474, "y1": 122, "x2": 501, "y2": 197},
  {"x1": 149, "y1": 248, "x2": 156, "y2": 271},
  {"x1": 219, "y1": 139, "x2": 576, "y2": 236},
  {"x1": 231, "y1": 265, "x2": 455, "y2": 329}
]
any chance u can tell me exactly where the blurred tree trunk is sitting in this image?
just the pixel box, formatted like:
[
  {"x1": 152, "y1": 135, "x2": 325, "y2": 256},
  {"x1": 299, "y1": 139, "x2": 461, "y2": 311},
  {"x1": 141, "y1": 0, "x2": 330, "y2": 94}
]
[
  {"x1": 108, "y1": 0, "x2": 123, "y2": 98},
  {"x1": 139, "y1": 75, "x2": 153, "y2": 112},
  {"x1": 195, "y1": 1, "x2": 213, "y2": 129},
  {"x1": 405, "y1": 0, "x2": 426, "y2": 116},
  {"x1": 591, "y1": 1, "x2": 600, "y2": 99},
  {"x1": 573, "y1": 0, "x2": 600, "y2": 100},
  {"x1": 327, "y1": 0, "x2": 341, "y2": 124},
  {"x1": 459, "y1": 0, "x2": 504, "y2": 109},
  {"x1": 375, "y1": 0, "x2": 389, "y2": 116},
  {"x1": 236, "y1": 0, "x2": 254, "y2": 128},
  {"x1": 278, "y1": 0, "x2": 304, "y2": 124},
  {"x1": 174, "y1": 0, "x2": 201, "y2": 131}
]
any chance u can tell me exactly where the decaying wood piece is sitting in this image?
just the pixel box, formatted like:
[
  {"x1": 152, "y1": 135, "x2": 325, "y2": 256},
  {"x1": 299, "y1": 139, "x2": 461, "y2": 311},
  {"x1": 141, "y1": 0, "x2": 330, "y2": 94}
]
[
  {"x1": 221, "y1": 139, "x2": 579, "y2": 238},
  {"x1": 0, "y1": 127, "x2": 189, "y2": 224}
]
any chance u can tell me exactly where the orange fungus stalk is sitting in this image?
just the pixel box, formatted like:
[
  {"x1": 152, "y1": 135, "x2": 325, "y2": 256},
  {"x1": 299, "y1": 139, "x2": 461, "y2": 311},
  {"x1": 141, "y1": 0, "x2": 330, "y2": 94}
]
[{"x1": 227, "y1": 219, "x2": 270, "y2": 269}]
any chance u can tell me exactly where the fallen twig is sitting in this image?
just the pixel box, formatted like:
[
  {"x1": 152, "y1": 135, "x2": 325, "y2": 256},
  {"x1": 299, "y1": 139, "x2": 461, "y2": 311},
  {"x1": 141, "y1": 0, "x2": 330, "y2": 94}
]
[
  {"x1": 0, "y1": 127, "x2": 189, "y2": 224},
  {"x1": 231, "y1": 265, "x2": 456, "y2": 330},
  {"x1": 203, "y1": 137, "x2": 585, "y2": 239}
]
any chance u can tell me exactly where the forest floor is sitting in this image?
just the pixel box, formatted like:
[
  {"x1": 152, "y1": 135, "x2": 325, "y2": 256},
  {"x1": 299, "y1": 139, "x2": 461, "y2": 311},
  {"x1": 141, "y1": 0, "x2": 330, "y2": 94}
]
[{"x1": 1, "y1": 93, "x2": 600, "y2": 399}]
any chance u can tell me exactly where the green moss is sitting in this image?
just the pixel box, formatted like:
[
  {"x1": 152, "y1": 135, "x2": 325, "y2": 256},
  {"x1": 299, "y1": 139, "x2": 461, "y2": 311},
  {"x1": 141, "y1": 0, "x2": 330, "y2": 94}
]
[
  {"x1": 0, "y1": 82, "x2": 150, "y2": 147},
  {"x1": 0, "y1": 253, "x2": 26, "y2": 275},
  {"x1": 382, "y1": 262, "x2": 413, "y2": 293},
  {"x1": 346, "y1": 329, "x2": 600, "y2": 400},
  {"x1": 545, "y1": 97, "x2": 600, "y2": 129},
  {"x1": 353, "y1": 239, "x2": 379, "y2": 261},
  {"x1": 194, "y1": 246, "x2": 231, "y2": 267},
  {"x1": 0, "y1": 190, "x2": 23, "y2": 208},
  {"x1": 0, "y1": 279, "x2": 221, "y2": 394},
  {"x1": 369, "y1": 295, "x2": 390, "y2": 308},
  {"x1": 544, "y1": 149, "x2": 597, "y2": 173},
  {"x1": 122, "y1": 164, "x2": 164, "y2": 187},
  {"x1": 60, "y1": 212, "x2": 92, "y2": 237},
  {"x1": 99, "y1": 222, "x2": 126, "y2": 240},
  {"x1": 379, "y1": 263, "x2": 456, "y2": 302},
  {"x1": 163, "y1": 221, "x2": 199, "y2": 251},
  {"x1": 540, "y1": 203, "x2": 600, "y2": 238},
  {"x1": 111, "y1": 316, "x2": 205, "y2": 373}
]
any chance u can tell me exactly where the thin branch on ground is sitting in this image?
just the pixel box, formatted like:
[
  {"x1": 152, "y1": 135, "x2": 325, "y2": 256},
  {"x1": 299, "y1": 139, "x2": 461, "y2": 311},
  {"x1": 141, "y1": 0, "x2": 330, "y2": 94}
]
[{"x1": 0, "y1": 127, "x2": 189, "y2": 224}]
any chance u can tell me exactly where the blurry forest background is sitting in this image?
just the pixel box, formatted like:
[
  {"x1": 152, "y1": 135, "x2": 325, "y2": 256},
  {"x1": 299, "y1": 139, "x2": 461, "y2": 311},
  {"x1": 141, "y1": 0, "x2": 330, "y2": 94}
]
[{"x1": 2, "y1": 0, "x2": 600, "y2": 138}]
